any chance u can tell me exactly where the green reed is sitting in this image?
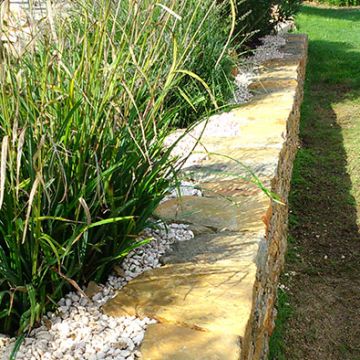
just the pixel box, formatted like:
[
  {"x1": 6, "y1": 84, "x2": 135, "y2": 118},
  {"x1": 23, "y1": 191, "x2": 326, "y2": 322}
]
[{"x1": 0, "y1": 0, "x2": 238, "y2": 335}]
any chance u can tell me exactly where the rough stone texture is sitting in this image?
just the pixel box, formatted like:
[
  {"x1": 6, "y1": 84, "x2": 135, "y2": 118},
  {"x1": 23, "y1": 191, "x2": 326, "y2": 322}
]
[
  {"x1": 154, "y1": 193, "x2": 268, "y2": 233},
  {"x1": 141, "y1": 323, "x2": 241, "y2": 360},
  {"x1": 103, "y1": 33, "x2": 308, "y2": 360},
  {"x1": 103, "y1": 232, "x2": 264, "y2": 338},
  {"x1": 104, "y1": 258, "x2": 257, "y2": 335}
]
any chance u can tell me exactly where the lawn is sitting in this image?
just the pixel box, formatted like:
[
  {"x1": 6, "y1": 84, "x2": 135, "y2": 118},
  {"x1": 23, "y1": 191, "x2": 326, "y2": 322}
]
[{"x1": 269, "y1": 4, "x2": 360, "y2": 360}]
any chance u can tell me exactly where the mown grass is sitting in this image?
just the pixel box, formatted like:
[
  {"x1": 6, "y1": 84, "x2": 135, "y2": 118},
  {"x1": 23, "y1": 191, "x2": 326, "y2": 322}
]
[
  {"x1": 269, "y1": 4, "x2": 360, "y2": 359},
  {"x1": 292, "y1": 4, "x2": 360, "y2": 220},
  {"x1": 309, "y1": 0, "x2": 360, "y2": 6}
]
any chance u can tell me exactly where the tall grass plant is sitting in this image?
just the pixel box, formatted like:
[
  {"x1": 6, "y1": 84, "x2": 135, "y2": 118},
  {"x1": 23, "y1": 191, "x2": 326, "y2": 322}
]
[{"x1": 0, "y1": 0, "x2": 236, "y2": 335}]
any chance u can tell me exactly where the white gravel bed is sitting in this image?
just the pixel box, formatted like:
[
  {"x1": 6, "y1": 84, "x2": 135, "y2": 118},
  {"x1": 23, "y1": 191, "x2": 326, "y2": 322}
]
[
  {"x1": 0, "y1": 224, "x2": 194, "y2": 360},
  {"x1": 234, "y1": 34, "x2": 287, "y2": 104}
]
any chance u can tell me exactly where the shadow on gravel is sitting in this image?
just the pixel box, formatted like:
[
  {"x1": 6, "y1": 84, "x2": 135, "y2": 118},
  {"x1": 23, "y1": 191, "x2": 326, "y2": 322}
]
[{"x1": 270, "y1": 37, "x2": 360, "y2": 360}]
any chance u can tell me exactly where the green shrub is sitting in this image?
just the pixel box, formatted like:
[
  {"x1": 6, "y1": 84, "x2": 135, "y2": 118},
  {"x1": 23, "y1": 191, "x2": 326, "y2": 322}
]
[
  {"x1": 277, "y1": 0, "x2": 303, "y2": 21},
  {"x1": 234, "y1": 0, "x2": 302, "y2": 45},
  {"x1": 235, "y1": 0, "x2": 275, "y2": 43},
  {"x1": 0, "y1": 0, "x2": 235, "y2": 335}
]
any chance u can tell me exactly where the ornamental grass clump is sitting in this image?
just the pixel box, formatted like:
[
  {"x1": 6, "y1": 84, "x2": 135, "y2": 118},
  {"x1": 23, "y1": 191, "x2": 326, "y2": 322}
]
[{"x1": 0, "y1": 0, "x2": 236, "y2": 335}]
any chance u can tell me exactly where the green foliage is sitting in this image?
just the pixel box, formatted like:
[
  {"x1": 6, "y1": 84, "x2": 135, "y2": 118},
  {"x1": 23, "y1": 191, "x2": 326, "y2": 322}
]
[
  {"x1": 235, "y1": 0, "x2": 275, "y2": 42},
  {"x1": 234, "y1": 0, "x2": 302, "y2": 44},
  {"x1": 0, "y1": 0, "x2": 236, "y2": 335},
  {"x1": 165, "y1": 0, "x2": 238, "y2": 127},
  {"x1": 278, "y1": 0, "x2": 303, "y2": 21}
]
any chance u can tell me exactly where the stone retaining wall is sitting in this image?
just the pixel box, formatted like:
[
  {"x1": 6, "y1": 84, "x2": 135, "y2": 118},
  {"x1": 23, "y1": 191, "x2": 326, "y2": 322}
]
[
  {"x1": 242, "y1": 35, "x2": 308, "y2": 360},
  {"x1": 103, "y1": 33, "x2": 308, "y2": 360}
]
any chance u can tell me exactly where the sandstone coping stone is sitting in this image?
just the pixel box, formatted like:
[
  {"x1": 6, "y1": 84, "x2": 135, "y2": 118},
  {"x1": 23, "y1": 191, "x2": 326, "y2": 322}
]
[
  {"x1": 103, "y1": 33, "x2": 308, "y2": 360},
  {"x1": 183, "y1": 148, "x2": 281, "y2": 184},
  {"x1": 104, "y1": 232, "x2": 264, "y2": 335},
  {"x1": 154, "y1": 193, "x2": 269, "y2": 233},
  {"x1": 186, "y1": 91, "x2": 297, "y2": 147},
  {"x1": 141, "y1": 323, "x2": 241, "y2": 360}
]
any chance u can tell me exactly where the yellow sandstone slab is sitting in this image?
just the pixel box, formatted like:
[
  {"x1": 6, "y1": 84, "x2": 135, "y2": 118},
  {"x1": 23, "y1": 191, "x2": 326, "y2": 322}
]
[
  {"x1": 160, "y1": 232, "x2": 263, "y2": 266},
  {"x1": 184, "y1": 147, "x2": 280, "y2": 183},
  {"x1": 249, "y1": 78, "x2": 298, "y2": 92},
  {"x1": 140, "y1": 323, "x2": 241, "y2": 360},
  {"x1": 103, "y1": 258, "x2": 257, "y2": 336},
  {"x1": 188, "y1": 90, "x2": 295, "y2": 146},
  {"x1": 258, "y1": 64, "x2": 299, "y2": 80},
  {"x1": 200, "y1": 179, "x2": 263, "y2": 198},
  {"x1": 103, "y1": 232, "x2": 263, "y2": 336},
  {"x1": 154, "y1": 194, "x2": 269, "y2": 233},
  {"x1": 232, "y1": 91, "x2": 296, "y2": 122}
]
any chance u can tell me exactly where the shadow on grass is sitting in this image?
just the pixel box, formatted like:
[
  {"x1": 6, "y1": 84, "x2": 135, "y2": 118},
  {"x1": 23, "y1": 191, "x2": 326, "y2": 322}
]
[{"x1": 270, "y1": 36, "x2": 360, "y2": 360}]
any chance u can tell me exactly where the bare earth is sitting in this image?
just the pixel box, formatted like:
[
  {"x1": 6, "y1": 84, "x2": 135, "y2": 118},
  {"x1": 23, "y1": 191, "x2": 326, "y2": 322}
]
[{"x1": 281, "y1": 85, "x2": 360, "y2": 360}]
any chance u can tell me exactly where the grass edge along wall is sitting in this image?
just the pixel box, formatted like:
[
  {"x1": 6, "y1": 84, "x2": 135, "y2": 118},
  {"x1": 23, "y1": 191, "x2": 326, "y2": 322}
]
[{"x1": 307, "y1": 0, "x2": 360, "y2": 6}]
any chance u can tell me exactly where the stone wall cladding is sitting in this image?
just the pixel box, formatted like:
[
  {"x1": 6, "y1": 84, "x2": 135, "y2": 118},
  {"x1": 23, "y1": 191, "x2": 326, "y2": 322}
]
[
  {"x1": 103, "y1": 33, "x2": 308, "y2": 360},
  {"x1": 242, "y1": 34, "x2": 308, "y2": 360}
]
